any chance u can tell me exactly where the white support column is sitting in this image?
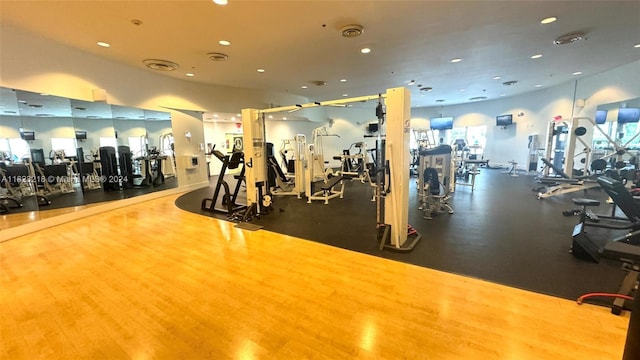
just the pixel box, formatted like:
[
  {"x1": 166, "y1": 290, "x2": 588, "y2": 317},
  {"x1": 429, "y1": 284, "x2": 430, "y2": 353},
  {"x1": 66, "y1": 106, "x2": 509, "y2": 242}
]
[
  {"x1": 384, "y1": 87, "x2": 411, "y2": 248},
  {"x1": 241, "y1": 108, "x2": 266, "y2": 206},
  {"x1": 563, "y1": 117, "x2": 579, "y2": 177}
]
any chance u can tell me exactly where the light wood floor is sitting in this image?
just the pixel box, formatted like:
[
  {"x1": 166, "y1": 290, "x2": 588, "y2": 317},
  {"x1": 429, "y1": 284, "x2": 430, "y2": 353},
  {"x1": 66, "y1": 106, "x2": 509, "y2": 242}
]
[
  {"x1": 0, "y1": 193, "x2": 630, "y2": 359},
  {"x1": 1, "y1": 204, "x2": 96, "y2": 229}
]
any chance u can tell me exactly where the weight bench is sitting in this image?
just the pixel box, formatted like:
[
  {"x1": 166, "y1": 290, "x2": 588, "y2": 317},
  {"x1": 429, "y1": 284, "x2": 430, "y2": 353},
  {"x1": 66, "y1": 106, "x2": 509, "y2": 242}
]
[
  {"x1": 536, "y1": 158, "x2": 599, "y2": 199},
  {"x1": 307, "y1": 175, "x2": 344, "y2": 204},
  {"x1": 570, "y1": 176, "x2": 640, "y2": 262}
]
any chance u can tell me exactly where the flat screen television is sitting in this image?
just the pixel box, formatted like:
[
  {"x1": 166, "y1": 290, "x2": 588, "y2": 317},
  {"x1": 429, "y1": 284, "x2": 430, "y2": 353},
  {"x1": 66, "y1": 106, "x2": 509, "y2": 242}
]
[
  {"x1": 595, "y1": 110, "x2": 608, "y2": 124},
  {"x1": 20, "y1": 131, "x2": 35, "y2": 141},
  {"x1": 430, "y1": 117, "x2": 453, "y2": 130},
  {"x1": 496, "y1": 114, "x2": 513, "y2": 127},
  {"x1": 617, "y1": 107, "x2": 640, "y2": 124},
  {"x1": 75, "y1": 130, "x2": 88, "y2": 140}
]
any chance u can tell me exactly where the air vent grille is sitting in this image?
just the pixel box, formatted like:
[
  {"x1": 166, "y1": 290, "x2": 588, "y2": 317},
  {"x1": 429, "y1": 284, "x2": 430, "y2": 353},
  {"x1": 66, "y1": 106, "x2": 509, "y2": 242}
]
[{"x1": 143, "y1": 59, "x2": 179, "y2": 71}]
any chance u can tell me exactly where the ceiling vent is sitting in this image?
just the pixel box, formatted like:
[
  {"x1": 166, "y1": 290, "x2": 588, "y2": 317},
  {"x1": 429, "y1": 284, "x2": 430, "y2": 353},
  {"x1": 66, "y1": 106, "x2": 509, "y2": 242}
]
[
  {"x1": 208, "y1": 52, "x2": 229, "y2": 62},
  {"x1": 420, "y1": 87, "x2": 433, "y2": 92},
  {"x1": 469, "y1": 96, "x2": 488, "y2": 101},
  {"x1": 554, "y1": 32, "x2": 586, "y2": 45},
  {"x1": 311, "y1": 80, "x2": 327, "y2": 86},
  {"x1": 143, "y1": 59, "x2": 179, "y2": 71},
  {"x1": 502, "y1": 80, "x2": 518, "y2": 86},
  {"x1": 340, "y1": 24, "x2": 364, "y2": 38}
]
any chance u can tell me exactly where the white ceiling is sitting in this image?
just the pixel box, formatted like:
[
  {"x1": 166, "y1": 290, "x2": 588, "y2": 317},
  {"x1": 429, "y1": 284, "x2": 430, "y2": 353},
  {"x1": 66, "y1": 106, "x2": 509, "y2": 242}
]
[{"x1": 1, "y1": 0, "x2": 639, "y2": 110}]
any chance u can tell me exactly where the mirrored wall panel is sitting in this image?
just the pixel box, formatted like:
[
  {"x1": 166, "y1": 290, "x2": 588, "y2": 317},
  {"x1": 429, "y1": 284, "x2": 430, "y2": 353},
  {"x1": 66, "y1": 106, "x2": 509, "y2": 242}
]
[{"x1": 0, "y1": 87, "x2": 176, "y2": 226}]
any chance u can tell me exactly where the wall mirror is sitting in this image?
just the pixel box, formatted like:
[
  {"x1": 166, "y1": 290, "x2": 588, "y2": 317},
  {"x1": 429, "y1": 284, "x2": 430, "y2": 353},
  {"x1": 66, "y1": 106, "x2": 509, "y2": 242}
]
[{"x1": 0, "y1": 87, "x2": 176, "y2": 228}]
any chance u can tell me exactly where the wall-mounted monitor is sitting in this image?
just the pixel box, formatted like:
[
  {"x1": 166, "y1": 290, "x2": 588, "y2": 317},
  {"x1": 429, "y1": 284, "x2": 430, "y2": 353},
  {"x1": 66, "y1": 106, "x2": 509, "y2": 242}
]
[
  {"x1": 20, "y1": 130, "x2": 35, "y2": 141},
  {"x1": 618, "y1": 108, "x2": 640, "y2": 124},
  {"x1": 496, "y1": 114, "x2": 513, "y2": 127},
  {"x1": 367, "y1": 123, "x2": 379, "y2": 133},
  {"x1": 430, "y1": 117, "x2": 453, "y2": 130},
  {"x1": 75, "y1": 130, "x2": 88, "y2": 140},
  {"x1": 595, "y1": 110, "x2": 608, "y2": 124}
]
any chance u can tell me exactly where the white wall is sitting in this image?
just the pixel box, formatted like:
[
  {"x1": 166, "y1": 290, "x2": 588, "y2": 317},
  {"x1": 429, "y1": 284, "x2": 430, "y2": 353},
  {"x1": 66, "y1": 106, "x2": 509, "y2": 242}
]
[
  {"x1": 0, "y1": 116, "x2": 25, "y2": 139},
  {"x1": 412, "y1": 60, "x2": 640, "y2": 168}
]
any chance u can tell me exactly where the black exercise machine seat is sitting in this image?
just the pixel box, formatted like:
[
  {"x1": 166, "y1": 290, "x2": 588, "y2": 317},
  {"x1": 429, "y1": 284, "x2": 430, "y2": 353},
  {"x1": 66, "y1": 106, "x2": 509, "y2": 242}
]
[
  {"x1": 423, "y1": 168, "x2": 441, "y2": 195},
  {"x1": 572, "y1": 198, "x2": 600, "y2": 207},
  {"x1": 321, "y1": 175, "x2": 343, "y2": 191},
  {"x1": 267, "y1": 156, "x2": 290, "y2": 183},
  {"x1": 598, "y1": 176, "x2": 640, "y2": 223}
]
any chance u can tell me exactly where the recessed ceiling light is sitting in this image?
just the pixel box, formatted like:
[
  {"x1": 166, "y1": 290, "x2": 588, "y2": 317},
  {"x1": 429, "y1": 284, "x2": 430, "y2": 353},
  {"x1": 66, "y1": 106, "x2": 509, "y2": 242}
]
[
  {"x1": 360, "y1": 47, "x2": 371, "y2": 54},
  {"x1": 534, "y1": 84, "x2": 542, "y2": 87},
  {"x1": 459, "y1": 89, "x2": 465, "y2": 92},
  {"x1": 573, "y1": 71, "x2": 582, "y2": 75},
  {"x1": 97, "y1": 41, "x2": 111, "y2": 48},
  {"x1": 257, "y1": 68, "x2": 265, "y2": 73},
  {"x1": 531, "y1": 54, "x2": 543, "y2": 59},
  {"x1": 493, "y1": 76, "x2": 502, "y2": 80},
  {"x1": 540, "y1": 17, "x2": 557, "y2": 24},
  {"x1": 635, "y1": 44, "x2": 640, "y2": 48},
  {"x1": 283, "y1": 117, "x2": 287, "y2": 120},
  {"x1": 212, "y1": 0, "x2": 228, "y2": 5},
  {"x1": 450, "y1": 58, "x2": 462, "y2": 63},
  {"x1": 340, "y1": 79, "x2": 347, "y2": 82},
  {"x1": 219, "y1": 40, "x2": 231, "y2": 46},
  {"x1": 301, "y1": 85, "x2": 308, "y2": 89},
  {"x1": 343, "y1": 94, "x2": 348, "y2": 97},
  {"x1": 236, "y1": 113, "x2": 241, "y2": 117},
  {"x1": 186, "y1": 73, "x2": 195, "y2": 77},
  {"x1": 268, "y1": 115, "x2": 273, "y2": 119}
]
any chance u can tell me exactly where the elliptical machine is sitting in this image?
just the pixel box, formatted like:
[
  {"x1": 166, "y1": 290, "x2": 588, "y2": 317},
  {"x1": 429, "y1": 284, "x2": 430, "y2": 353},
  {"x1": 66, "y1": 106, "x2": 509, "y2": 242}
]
[{"x1": 201, "y1": 148, "x2": 246, "y2": 216}]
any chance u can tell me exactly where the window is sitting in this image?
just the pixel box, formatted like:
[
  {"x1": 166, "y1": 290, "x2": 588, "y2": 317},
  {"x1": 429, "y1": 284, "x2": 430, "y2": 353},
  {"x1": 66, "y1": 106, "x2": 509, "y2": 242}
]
[
  {"x1": 50, "y1": 138, "x2": 76, "y2": 159},
  {"x1": 99, "y1": 137, "x2": 118, "y2": 149},
  {"x1": 128, "y1": 136, "x2": 144, "y2": 158},
  {"x1": 616, "y1": 122, "x2": 640, "y2": 150}
]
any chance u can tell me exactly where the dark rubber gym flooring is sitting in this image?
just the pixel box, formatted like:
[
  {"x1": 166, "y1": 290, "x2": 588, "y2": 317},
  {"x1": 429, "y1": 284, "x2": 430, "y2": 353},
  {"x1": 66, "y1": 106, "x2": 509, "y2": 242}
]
[{"x1": 176, "y1": 168, "x2": 630, "y2": 303}]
